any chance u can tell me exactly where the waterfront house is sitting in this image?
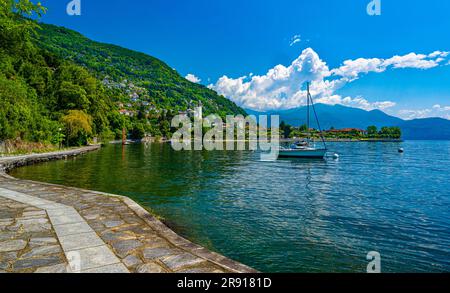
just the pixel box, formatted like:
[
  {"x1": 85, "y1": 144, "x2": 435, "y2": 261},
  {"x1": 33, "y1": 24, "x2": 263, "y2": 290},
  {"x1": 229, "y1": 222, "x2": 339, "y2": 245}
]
[{"x1": 119, "y1": 109, "x2": 135, "y2": 117}]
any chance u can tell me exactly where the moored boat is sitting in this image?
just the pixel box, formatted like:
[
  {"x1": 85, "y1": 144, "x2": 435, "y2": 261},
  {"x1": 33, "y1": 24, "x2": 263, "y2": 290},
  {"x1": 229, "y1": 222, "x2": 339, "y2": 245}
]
[
  {"x1": 278, "y1": 82, "x2": 327, "y2": 159},
  {"x1": 279, "y1": 146, "x2": 327, "y2": 158}
]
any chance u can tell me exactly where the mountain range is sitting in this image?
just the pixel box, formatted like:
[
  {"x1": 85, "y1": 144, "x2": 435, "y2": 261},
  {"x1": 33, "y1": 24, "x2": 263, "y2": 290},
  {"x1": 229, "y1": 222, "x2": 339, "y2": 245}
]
[{"x1": 246, "y1": 104, "x2": 450, "y2": 140}]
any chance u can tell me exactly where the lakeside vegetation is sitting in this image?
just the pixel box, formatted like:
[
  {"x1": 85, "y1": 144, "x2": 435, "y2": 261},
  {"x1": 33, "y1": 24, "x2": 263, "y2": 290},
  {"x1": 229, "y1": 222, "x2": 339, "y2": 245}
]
[
  {"x1": 0, "y1": 138, "x2": 56, "y2": 155},
  {"x1": 0, "y1": 0, "x2": 245, "y2": 153},
  {"x1": 280, "y1": 122, "x2": 402, "y2": 140}
]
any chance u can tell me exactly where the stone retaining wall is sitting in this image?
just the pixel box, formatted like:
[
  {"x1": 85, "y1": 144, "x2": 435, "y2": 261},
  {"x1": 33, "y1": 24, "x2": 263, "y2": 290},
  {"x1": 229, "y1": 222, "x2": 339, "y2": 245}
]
[{"x1": 0, "y1": 145, "x2": 101, "y2": 173}]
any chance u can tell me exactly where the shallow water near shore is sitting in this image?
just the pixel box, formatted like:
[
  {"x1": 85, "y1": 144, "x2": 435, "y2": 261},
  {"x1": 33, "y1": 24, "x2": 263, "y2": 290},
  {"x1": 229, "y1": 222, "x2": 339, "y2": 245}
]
[{"x1": 10, "y1": 141, "x2": 450, "y2": 272}]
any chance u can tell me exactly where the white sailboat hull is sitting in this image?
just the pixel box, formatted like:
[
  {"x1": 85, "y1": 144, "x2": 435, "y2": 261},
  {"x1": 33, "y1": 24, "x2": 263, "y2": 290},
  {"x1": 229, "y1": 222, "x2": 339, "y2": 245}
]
[{"x1": 278, "y1": 148, "x2": 327, "y2": 158}]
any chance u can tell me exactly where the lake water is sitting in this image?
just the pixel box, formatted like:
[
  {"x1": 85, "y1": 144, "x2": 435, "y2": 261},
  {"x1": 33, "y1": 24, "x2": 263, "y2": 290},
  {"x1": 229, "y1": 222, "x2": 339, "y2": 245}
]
[{"x1": 10, "y1": 141, "x2": 450, "y2": 272}]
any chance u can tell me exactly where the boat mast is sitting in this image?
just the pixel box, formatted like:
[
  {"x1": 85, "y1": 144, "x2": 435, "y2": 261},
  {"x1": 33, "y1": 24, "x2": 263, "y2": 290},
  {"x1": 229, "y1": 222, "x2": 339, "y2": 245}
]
[
  {"x1": 306, "y1": 82, "x2": 310, "y2": 141},
  {"x1": 308, "y1": 83, "x2": 327, "y2": 150}
]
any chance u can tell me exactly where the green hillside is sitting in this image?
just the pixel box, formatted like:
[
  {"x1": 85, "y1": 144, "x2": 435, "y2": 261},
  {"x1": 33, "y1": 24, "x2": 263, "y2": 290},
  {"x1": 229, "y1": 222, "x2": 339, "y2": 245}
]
[
  {"x1": 36, "y1": 23, "x2": 246, "y2": 119},
  {"x1": 0, "y1": 0, "x2": 245, "y2": 152}
]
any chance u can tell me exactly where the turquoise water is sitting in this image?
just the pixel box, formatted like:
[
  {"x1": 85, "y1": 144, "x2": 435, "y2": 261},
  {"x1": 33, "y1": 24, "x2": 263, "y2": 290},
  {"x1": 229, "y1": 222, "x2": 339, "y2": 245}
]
[{"x1": 10, "y1": 141, "x2": 450, "y2": 272}]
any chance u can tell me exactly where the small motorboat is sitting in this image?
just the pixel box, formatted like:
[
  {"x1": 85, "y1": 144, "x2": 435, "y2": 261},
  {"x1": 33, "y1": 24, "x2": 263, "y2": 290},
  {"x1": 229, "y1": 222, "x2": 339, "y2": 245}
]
[{"x1": 278, "y1": 82, "x2": 327, "y2": 159}]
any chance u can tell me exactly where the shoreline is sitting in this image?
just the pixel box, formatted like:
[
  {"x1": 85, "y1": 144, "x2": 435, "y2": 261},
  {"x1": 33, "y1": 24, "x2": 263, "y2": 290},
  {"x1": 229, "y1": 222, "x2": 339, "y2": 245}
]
[
  {"x1": 0, "y1": 146, "x2": 257, "y2": 273},
  {"x1": 109, "y1": 138, "x2": 404, "y2": 145},
  {"x1": 281, "y1": 138, "x2": 404, "y2": 143}
]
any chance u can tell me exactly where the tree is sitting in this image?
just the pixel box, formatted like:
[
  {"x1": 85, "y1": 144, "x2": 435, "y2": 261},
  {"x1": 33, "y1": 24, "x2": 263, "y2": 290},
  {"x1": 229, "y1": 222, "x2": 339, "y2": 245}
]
[
  {"x1": 51, "y1": 127, "x2": 65, "y2": 149},
  {"x1": 0, "y1": 0, "x2": 46, "y2": 54},
  {"x1": 380, "y1": 126, "x2": 391, "y2": 138},
  {"x1": 130, "y1": 122, "x2": 146, "y2": 140},
  {"x1": 389, "y1": 127, "x2": 402, "y2": 139},
  {"x1": 299, "y1": 124, "x2": 308, "y2": 132},
  {"x1": 378, "y1": 126, "x2": 401, "y2": 139},
  {"x1": 160, "y1": 120, "x2": 171, "y2": 138},
  {"x1": 279, "y1": 121, "x2": 292, "y2": 138},
  {"x1": 61, "y1": 110, "x2": 93, "y2": 146},
  {"x1": 367, "y1": 126, "x2": 378, "y2": 137},
  {"x1": 56, "y1": 81, "x2": 90, "y2": 110}
]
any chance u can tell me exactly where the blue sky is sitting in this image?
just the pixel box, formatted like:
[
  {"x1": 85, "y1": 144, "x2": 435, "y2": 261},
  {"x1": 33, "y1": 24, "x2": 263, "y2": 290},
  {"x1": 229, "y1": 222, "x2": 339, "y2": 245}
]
[{"x1": 39, "y1": 0, "x2": 450, "y2": 119}]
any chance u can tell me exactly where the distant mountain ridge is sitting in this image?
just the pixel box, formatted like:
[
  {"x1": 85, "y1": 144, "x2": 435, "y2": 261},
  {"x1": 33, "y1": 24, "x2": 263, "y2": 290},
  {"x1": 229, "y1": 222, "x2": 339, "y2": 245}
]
[{"x1": 246, "y1": 104, "x2": 450, "y2": 140}]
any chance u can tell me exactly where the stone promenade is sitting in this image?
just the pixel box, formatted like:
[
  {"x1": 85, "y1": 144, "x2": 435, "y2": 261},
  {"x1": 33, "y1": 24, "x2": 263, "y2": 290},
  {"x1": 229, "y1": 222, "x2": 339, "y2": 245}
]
[{"x1": 0, "y1": 146, "x2": 256, "y2": 273}]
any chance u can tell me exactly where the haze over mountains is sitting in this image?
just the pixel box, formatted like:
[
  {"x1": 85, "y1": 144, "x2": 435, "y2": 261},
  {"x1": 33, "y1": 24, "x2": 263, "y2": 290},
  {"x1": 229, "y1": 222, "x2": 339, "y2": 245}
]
[{"x1": 246, "y1": 104, "x2": 450, "y2": 140}]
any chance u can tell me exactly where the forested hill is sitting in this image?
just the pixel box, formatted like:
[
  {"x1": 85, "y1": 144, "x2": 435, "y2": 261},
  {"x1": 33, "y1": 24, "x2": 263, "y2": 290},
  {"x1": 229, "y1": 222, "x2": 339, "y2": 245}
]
[
  {"x1": 1, "y1": 0, "x2": 246, "y2": 151},
  {"x1": 36, "y1": 23, "x2": 246, "y2": 118}
]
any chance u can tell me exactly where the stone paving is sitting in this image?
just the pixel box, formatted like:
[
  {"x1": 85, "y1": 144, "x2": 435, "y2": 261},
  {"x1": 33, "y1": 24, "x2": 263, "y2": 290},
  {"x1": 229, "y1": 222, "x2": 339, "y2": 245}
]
[
  {"x1": 0, "y1": 187, "x2": 127, "y2": 273},
  {"x1": 0, "y1": 197, "x2": 68, "y2": 273},
  {"x1": 0, "y1": 147, "x2": 257, "y2": 273}
]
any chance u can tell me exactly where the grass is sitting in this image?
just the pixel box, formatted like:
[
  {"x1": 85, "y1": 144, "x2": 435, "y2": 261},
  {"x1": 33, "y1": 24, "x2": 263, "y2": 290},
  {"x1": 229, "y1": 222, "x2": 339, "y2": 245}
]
[
  {"x1": 0, "y1": 138, "x2": 83, "y2": 156},
  {"x1": 0, "y1": 139, "x2": 57, "y2": 156}
]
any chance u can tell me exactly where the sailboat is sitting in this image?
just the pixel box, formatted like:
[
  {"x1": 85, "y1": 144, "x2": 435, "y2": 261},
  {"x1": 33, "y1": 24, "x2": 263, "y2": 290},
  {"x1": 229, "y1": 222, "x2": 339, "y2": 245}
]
[{"x1": 278, "y1": 82, "x2": 327, "y2": 159}]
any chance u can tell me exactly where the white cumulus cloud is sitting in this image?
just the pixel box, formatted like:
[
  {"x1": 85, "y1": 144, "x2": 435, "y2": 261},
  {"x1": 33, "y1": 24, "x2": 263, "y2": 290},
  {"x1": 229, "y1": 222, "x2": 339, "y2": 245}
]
[
  {"x1": 185, "y1": 73, "x2": 201, "y2": 83},
  {"x1": 331, "y1": 58, "x2": 385, "y2": 79},
  {"x1": 331, "y1": 52, "x2": 449, "y2": 79},
  {"x1": 213, "y1": 48, "x2": 332, "y2": 110},
  {"x1": 210, "y1": 48, "x2": 449, "y2": 116},
  {"x1": 383, "y1": 53, "x2": 440, "y2": 69},
  {"x1": 428, "y1": 51, "x2": 449, "y2": 58},
  {"x1": 315, "y1": 95, "x2": 396, "y2": 111},
  {"x1": 398, "y1": 104, "x2": 450, "y2": 120}
]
